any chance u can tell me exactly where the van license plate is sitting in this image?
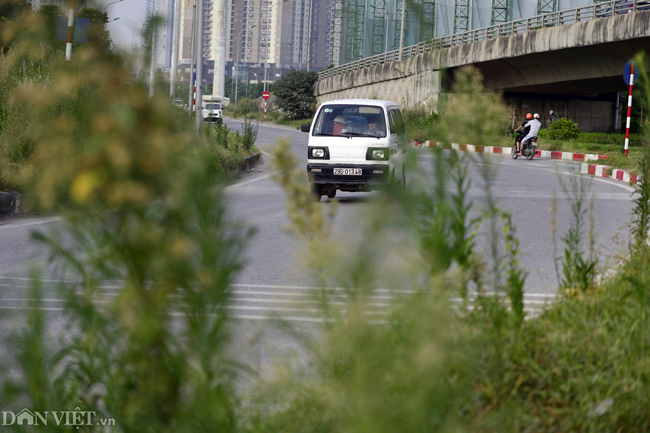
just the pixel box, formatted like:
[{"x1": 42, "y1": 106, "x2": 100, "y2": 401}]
[{"x1": 333, "y1": 168, "x2": 362, "y2": 175}]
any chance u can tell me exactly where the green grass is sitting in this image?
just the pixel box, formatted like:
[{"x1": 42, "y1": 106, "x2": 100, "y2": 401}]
[
  {"x1": 535, "y1": 139, "x2": 645, "y2": 173},
  {"x1": 275, "y1": 116, "x2": 312, "y2": 129},
  {"x1": 223, "y1": 106, "x2": 311, "y2": 130}
]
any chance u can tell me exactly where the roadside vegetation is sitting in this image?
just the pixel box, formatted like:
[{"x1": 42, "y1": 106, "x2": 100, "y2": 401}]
[
  {"x1": 403, "y1": 93, "x2": 647, "y2": 173},
  {"x1": 259, "y1": 61, "x2": 650, "y2": 431},
  {"x1": 224, "y1": 69, "x2": 317, "y2": 128},
  {"x1": 0, "y1": 1, "x2": 254, "y2": 193},
  {"x1": 3, "y1": 4, "x2": 650, "y2": 430}
]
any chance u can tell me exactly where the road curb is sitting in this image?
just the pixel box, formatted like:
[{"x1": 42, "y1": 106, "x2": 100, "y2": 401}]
[
  {"x1": 229, "y1": 153, "x2": 262, "y2": 177},
  {"x1": 579, "y1": 162, "x2": 639, "y2": 184},
  {"x1": 0, "y1": 191, "x2": 22, "y2": 219},
  {"x1": 414, "y1": 140, "x2": 609, "y2": 161},
  {"x1": 413, "y1": 140, "x2": 640, "y2": 185}
]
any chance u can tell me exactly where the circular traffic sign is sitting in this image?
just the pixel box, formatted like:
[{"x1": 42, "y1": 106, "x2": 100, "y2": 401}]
[
  {"x1": 624, "y1": 61, "x2": 639, "y2": 86},
  {"x1": 262, "y1": 91, "x2": 271, "y2": 101}
]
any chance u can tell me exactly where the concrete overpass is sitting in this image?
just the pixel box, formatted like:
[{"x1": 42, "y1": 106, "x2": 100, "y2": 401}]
[{"x1": 315, "y1": 1, "x2": 650, "y2": 131}]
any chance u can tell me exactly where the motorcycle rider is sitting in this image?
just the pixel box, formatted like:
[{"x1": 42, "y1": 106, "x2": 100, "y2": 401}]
[
  {"x1": 517, "y1": 113, "x2": 542, "y2": 156},
  {"x1": 514, "y1": 113, "x2": 532, "y2": 155}
]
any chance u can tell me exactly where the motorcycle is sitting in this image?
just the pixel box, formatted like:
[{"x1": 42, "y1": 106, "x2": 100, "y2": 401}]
[{"x1": 512, "y1": 130, "x2": 537, "y2": 160}]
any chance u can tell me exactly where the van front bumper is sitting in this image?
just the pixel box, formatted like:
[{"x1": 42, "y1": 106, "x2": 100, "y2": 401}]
[{"x1": 307, "y1": 163, "x2": 389, "y2": 191}]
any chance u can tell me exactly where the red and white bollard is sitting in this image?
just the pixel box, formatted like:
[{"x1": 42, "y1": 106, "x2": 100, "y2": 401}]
[
  {"x1": 65, "y1": 0, "x2": 75, "y2": 62},
  {"x1": 624, "y1": 63, "x2": 634, "y2": 157},
  {"x1": 264, "y1": 100, "x2": 267, "y2": 118}
]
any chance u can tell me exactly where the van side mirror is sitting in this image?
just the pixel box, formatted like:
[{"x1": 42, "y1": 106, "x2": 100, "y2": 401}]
[{"x1": 301, "y1": 123, "x2": 311, "y2": 133}]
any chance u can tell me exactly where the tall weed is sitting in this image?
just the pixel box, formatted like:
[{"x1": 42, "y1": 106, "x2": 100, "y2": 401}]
[
  {"x1": 241, "y1": 117, "x2": 258, "y2": 152},
  {"x1": 261, "y1": 67, "x2": 532, "y2": 431},
  {"x1": 0, "y1": 13, "x2": 252, "y2": 431},
  {"x1": 552, "y1": 172, "x2": 598, "y2": 292}
]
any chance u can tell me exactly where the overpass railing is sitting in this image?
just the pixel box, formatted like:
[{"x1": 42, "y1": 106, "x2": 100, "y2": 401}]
[{"x1": 319, "y1": 0, "x2": 650, "y2": 79}]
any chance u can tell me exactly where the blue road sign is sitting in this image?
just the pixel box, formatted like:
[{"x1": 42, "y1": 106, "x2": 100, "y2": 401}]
[{"x1": 624, "y1": 61, "x2": 639, "y2": 86}]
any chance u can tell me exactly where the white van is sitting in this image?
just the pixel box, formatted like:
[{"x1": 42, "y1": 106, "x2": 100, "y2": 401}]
[
  {"x1": 301, "y1": 99, "x2": 408, "y2": 201},
  {"x1": 202, "y1": 95, "x2": 224, "y2": 124},
  {"x1": 202, "y1": 102, "x2": 223, "y2": 123}
]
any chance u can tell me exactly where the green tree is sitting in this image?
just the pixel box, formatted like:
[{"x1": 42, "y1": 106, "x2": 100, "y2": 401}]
[
  {"x1": 0, "y1": 0, "x2": 29, "y2": 21},
  {"x1": 273, "y1": 69, "x2": 317, "y2": 120},
  {"x1": 37, "y1": 5, "x2": 61, "y2": 41},
  {"x1": 0, "y1": 0, "x2": 30, "y2": 48},
  {"x1": 77, "y1": 7, "x2": 115, "y2": 57}
]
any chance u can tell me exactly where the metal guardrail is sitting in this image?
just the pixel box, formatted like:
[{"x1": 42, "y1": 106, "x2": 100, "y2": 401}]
[{"x1": 319, "y1": 0, "x2": 650, "y2": 79}]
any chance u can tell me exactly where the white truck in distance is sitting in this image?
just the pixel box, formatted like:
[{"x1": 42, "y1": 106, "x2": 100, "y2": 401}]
[{"x1": 202, "y1": 95, "x2": 223, "y2": 124}]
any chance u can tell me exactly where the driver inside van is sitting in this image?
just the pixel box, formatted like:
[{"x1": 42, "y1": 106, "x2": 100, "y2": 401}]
[
  {"x1": 333, "y1": 115, "x2": 347, "y2": 136},
  {"x1": 366, "y1": 116, "x2": 382, "y2": 136}
]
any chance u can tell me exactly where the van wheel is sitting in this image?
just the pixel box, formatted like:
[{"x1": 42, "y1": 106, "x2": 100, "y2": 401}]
[
  {"x1": 311, "y1": 184, "x2": 323, "y2": 202},
  {"x1": 327, "y1": 189, "x2": 336, "y2": 199}
]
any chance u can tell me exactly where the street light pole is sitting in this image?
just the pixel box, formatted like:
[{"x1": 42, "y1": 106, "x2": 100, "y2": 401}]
[
  {"x1": 195, "y1": 0, "x2": 204, "y2": 132},
  {"x1": 170, "y1": 0, "x2": 181, "y2": 100},
  {"x1": 263, "y1": 0, "x2": 290, "y2": 93},
  {"x1": 287, "y1": 43, "x2": 301, "y2": 71},
  {"x1": 103, "y1": 0, "x2": 123, "y2": 13},
  {"x1": 235, "y1": 24, "x2": 256, "y2": 108}
]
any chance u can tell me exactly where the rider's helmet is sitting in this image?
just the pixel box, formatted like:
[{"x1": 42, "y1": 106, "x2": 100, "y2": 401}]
[
  {"x1": 525, "y1": 113, "x2": 533, "y2": 120},
  {"x1": 333, "y1": 115, "x2": 346, "y2": 124},
  {"x1": 533, "y1": 113, "x2": 540, "y2": 119}
]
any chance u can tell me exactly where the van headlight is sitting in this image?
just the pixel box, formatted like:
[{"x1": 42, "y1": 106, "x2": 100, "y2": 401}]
[
  {"x1": 308, "y1": 146, "x2": 329, "y2": 159},
  {"x1": 366, "y1": 147, "x2": 389, "y2": 161}
]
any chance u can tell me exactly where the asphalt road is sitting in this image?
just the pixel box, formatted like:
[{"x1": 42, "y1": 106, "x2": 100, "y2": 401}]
[
  {"x1": 0, "y1": 118, "x2": 636, "y2": 310},
  {"x1": 0, "y1": 117, "x2": 636, "y2": 384},
  {"x1": 223, "y1": 118, "x2": 634, "y2": 298}
]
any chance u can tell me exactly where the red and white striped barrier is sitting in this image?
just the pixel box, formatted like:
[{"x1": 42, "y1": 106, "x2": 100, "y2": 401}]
[
  {"x1": 413, "y1": 140, "x2": 609, "y2": 162},
  {"x1": 580, "y1": 163, "x2": 639, "y2": 184},
  {"x1": 413, "y1": 140, "x2": 639, "y2": 185}
]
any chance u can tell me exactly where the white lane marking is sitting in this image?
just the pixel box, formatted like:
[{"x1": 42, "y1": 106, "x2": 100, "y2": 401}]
[
  {"x1": 224, "y1": 173, "x2": 275, "y2": 190},
  {"x1": 0, "y1": 305, "x2": 328, "y2": 323},
  {"x1": 0, "y1": 276, "x2": 557, "y2": 298},
  {"x1": 0, "y1": 216, "x2": 63, "y2": 230},
  {"x1": 233, "y1": 283, "x2": 416, "y2": 294},
  {"x1": 224, "y1": 118, "x2": 301, "y2": 133}
]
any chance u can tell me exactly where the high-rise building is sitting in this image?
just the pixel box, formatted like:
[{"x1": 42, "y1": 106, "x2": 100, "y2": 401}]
[
  {"x1": 227, "y1": 0, "x2": 333, "y2": 71},
  {"x1": 172, "y1": 0, "x2": 335, "y2": 91}
]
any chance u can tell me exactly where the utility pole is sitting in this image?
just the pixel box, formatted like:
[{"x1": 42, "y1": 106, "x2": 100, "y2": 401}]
[
  {"x1": 195, "y1": 0, "x2": 204, "y2": 132},
  {"x1": 170, "y1": 0, "x2": 180, "y2": 100},
  {"x1": 149, "y1": 11, "x2": 157, "y2": 97},
  {"x1": 306, "y1": 0, "x2": 312, "y2": 71},
  {"x1": 188, "y1": 0, "x2": 197, "y2": 116}
]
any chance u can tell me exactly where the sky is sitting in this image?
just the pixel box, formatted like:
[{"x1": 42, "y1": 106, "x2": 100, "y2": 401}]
[{"x1": 95, "y1": 0, "x2": 146, "y2": 53}]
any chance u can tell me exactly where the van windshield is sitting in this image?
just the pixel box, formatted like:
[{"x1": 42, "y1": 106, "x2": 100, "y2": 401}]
[
  {"x1": 312, "y1": 105, "x2": 386, "y2": 138},
  {"x1": 205, "y1": 103, "x2": 221, "y2": 110}
]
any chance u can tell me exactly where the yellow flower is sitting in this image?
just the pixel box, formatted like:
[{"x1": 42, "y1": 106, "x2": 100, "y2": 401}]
[{"x1": 71, "y1": 170, "x2": 105, "y2": 203}]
